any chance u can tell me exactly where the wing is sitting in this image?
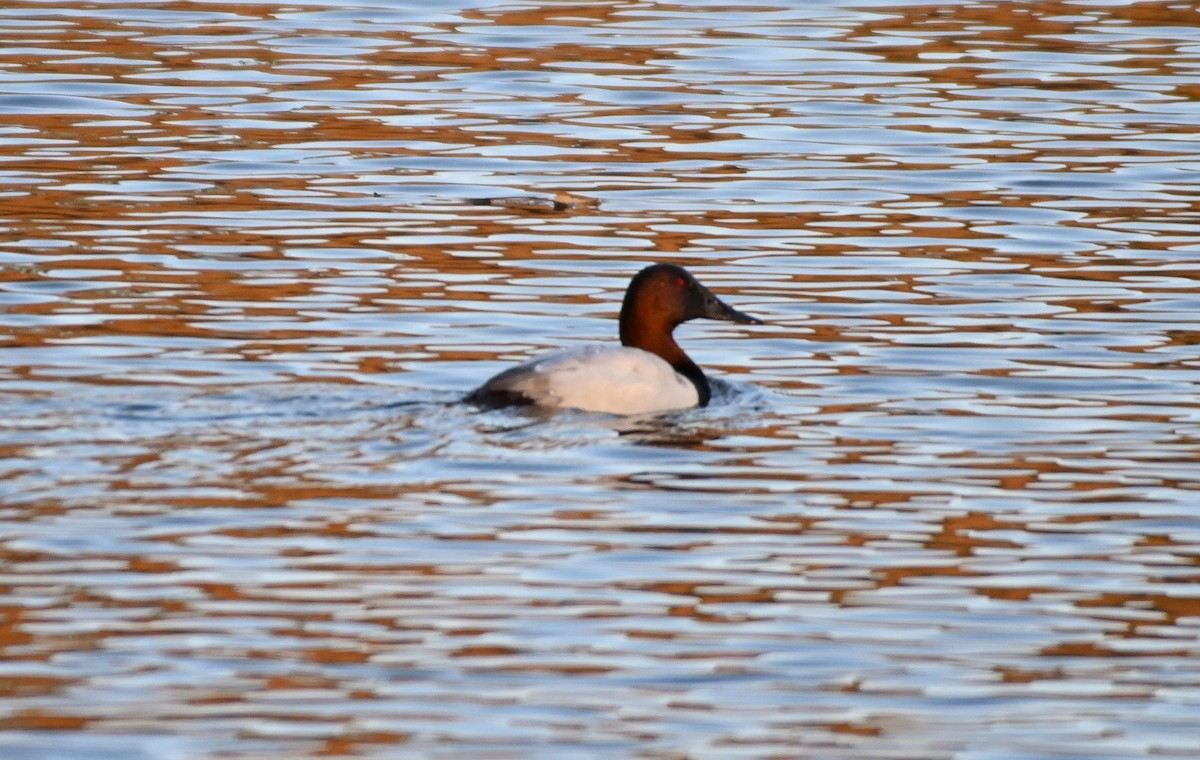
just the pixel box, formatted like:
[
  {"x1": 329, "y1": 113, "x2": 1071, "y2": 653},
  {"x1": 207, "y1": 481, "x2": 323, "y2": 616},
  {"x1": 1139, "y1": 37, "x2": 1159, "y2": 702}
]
[{"x1": 471, "y1": 346, "x2": 699, "y2": 415}]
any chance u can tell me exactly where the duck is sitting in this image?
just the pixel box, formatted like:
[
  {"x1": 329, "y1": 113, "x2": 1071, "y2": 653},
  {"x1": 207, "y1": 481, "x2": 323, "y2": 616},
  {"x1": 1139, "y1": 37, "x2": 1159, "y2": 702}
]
[{"x1": 467, "y1": 263, "x2": 762, "y2": 415}]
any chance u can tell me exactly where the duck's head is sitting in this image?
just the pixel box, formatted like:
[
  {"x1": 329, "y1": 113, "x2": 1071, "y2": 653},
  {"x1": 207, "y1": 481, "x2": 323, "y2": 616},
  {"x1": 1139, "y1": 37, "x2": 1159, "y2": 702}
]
[{"x1": 620, "y1": 263, "x2": 762, "y2": 339}]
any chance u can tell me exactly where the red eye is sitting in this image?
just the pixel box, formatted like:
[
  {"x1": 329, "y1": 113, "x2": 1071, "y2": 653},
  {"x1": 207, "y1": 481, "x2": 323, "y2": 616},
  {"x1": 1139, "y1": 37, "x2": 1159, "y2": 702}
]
[{"x1": 675, "y1": 276, "x2": 686, "y2": 288}]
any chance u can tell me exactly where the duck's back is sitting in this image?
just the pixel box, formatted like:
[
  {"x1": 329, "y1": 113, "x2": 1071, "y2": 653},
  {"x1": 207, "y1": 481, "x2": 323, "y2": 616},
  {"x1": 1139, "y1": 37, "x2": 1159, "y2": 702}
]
[{"x1": 469, "y1": 345, "x2": 699, "y2": 415}]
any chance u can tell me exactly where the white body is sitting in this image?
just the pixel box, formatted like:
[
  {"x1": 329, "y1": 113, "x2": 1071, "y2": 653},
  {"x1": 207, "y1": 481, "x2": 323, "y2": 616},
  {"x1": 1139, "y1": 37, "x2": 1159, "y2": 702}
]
[{"x1": 482, "y1": 345, "x2": 700, "y2": 415}]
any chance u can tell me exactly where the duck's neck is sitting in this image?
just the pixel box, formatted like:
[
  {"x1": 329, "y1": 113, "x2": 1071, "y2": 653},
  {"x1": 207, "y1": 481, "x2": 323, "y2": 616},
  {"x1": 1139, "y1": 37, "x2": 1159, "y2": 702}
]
[{"x1": 620, "y1": 320, "x2": 712, "y2": 406}]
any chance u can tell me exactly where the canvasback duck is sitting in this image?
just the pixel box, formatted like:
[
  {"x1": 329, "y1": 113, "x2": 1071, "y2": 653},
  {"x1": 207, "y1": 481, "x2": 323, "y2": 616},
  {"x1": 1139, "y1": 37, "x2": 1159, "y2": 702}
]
[{"x1": 467, "y1": 263, "x2": 762, "y2": 415}]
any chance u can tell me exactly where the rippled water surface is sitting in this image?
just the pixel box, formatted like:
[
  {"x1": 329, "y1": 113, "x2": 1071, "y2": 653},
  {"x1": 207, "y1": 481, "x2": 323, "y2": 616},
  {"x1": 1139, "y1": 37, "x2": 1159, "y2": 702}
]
[{"x1": 2, "y1": 1, "x2": 1200, "y2": 758}]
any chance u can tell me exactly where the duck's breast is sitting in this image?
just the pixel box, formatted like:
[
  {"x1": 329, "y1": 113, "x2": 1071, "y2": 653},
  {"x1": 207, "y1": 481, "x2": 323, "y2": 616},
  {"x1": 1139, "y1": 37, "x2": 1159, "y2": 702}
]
[{"x1": 476, "y1": 345, "x2": 699, "y2": 415}]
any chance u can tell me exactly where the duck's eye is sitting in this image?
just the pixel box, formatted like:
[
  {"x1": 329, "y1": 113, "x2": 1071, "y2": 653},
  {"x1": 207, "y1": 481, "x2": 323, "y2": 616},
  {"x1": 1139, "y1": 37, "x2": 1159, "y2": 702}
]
[{"x1": 675, "y1": 276, "x2": 686, "y2": 288}]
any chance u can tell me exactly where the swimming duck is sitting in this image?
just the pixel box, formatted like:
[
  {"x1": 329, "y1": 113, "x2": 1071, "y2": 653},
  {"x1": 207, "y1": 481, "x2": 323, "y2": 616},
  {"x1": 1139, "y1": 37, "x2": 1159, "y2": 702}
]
[{"x1": 467, "y1": 263, "x2": 762, "y2": 415}]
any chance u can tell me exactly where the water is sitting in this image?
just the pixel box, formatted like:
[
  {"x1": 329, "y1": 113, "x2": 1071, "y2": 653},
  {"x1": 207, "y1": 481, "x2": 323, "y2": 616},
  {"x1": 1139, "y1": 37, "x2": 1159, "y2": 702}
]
[{"x1": 1, "y1": 1, "x2": 1199, "y2": 758}]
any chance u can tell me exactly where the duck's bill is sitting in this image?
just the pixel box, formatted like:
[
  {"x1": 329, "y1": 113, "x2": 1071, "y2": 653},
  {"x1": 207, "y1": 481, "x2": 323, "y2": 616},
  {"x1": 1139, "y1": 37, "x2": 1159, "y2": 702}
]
[
  {"x1": 727, "y1": 306, "x2": 764, "y2": 325},
  {"x1": 701, "y1": 291, "x2": 764, "y2": 325}
]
